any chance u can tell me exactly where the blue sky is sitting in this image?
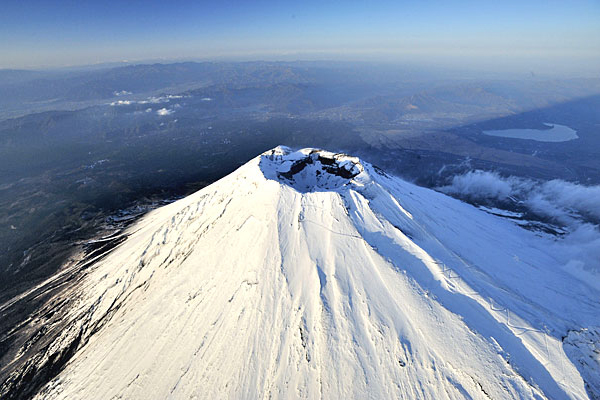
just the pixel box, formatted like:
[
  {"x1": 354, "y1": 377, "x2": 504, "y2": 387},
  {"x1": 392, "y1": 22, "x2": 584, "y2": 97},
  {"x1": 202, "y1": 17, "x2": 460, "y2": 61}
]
[{"x1": 1, "y1": 0, "x2": 599, "y2": 73}]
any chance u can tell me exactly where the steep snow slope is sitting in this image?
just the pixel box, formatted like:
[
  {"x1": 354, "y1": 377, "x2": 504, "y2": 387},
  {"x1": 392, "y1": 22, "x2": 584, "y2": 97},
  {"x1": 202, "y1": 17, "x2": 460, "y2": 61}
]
[{"x1": 20, "y1": 147, "x2": 600, "y2": 399}]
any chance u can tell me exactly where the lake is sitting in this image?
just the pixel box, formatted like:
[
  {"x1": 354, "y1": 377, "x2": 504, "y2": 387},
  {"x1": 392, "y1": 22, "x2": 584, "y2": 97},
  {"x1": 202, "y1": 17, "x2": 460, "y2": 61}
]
[{"x1": 483, "y1": 123, "x2": 578, "y2": 142}]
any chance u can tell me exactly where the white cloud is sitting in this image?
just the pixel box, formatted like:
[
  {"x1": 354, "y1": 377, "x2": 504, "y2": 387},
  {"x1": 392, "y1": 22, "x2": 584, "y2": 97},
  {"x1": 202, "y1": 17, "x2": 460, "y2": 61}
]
[
  {"x1": 439, "y1": 170, "x2": 600, "y2": 282},
  {"x1": 139, "y1": 97, "x2": 162, "y2": 105},
  {"x1": 113, "y1": 90, "x2": 132, "y2": 96},
  {"x1": 138, "y1": 94, "x2": 187, "y2": 104},
  {"x1": 557, "y1": 223, "x2": 600, "y2": 274},
  {"x1": 156, "y1": 108, "x2": 174, "y2": 116},
  {"x1": 440, "y1": 170, "x2": 513, "y2": 200},
  {"x1": 440, "y1": 170, "x2": 600, "y2": 224},
  {"x1": 439, "y1": 170, "x2": 533, "y2": 202},
  {"x1": 109, "y1": 100, "x2": 132, "y2": 106},
  {"x1": 533, "y1": 180, "x2": 600, "y2": 221},
  {"x1": 111, "y1": 94, "x2": 189, "y2": 107}
]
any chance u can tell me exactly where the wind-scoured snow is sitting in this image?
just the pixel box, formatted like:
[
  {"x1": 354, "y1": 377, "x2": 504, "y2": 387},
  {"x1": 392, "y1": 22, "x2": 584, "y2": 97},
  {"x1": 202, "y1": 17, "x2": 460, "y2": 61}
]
[{"x1": 21, "y1": 147, "x2": 599, "y2": 399}]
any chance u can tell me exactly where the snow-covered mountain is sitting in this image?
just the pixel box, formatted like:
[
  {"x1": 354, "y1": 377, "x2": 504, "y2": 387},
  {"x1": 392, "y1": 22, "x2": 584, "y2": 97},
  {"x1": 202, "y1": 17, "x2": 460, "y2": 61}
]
[{"x1": 4, "y1": 147, "x2": 600, "y2": 399}]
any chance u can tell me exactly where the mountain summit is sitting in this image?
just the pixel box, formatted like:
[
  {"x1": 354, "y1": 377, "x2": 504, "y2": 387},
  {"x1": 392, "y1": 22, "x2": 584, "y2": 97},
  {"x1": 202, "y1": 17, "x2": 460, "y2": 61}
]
[{"x1": 5, "y1": 147, "x2": 598, "y2": 399}]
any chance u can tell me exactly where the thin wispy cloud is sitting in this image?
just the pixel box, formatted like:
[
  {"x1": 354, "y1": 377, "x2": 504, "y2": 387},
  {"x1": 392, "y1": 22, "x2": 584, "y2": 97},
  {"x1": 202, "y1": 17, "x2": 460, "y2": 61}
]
[
  {"x1": 109, "y1": 94, "x2": 187, "y2": 107},
  {"x1": 110, "y1": 100, "x2": 133, "y2": 106},
  {"x1": 113, "y1": 90, "x2": 132, "y2": 96}
]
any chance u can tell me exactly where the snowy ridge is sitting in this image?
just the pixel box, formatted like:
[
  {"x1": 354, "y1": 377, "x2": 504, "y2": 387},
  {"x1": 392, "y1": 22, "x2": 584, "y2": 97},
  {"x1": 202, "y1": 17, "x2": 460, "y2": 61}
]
[{"x1": 11, "y1": 147, "x2": 599, "y2": 399}]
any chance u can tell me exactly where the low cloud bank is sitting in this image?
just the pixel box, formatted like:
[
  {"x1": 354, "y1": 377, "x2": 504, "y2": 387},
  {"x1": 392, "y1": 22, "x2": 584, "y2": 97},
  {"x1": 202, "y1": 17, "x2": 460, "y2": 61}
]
[
  {"x1": 440, "y1": 170, "x2": 600, "y2": 224},
  {"x1": 439, "y1": 170, "x2": 600, "y2": 281}
]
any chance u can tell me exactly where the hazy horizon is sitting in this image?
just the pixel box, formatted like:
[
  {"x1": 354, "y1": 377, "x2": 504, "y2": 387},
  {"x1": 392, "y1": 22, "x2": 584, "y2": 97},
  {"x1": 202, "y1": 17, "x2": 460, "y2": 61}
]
[{"x1": 2, "y1": 0, "x2": 599, "y2": 75}]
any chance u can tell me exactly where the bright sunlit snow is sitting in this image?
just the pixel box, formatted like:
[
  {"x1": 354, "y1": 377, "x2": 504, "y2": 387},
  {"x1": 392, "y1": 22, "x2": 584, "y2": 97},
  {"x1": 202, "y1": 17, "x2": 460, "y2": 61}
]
[{"x1": 31, "y1": 147, "x2": 599, "y2": 399}]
